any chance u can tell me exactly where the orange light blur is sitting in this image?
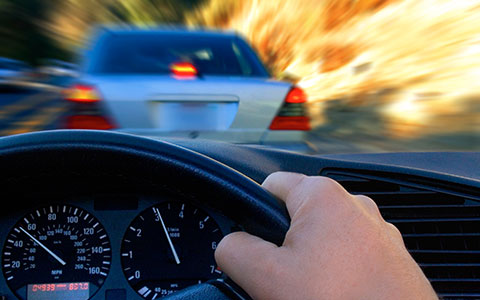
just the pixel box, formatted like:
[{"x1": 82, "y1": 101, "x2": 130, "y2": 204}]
[
  {"x1": 188, "y1": 0, "x2": 480, "y2": 136},
  {"x1": 64, "y1": 85, "x2": 102, "y2": 103}
]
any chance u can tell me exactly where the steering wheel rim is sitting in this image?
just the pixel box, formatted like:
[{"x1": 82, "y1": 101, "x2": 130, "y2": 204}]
[{"x1": 0, "y1": 130, "x2": 289, "y2": 299}]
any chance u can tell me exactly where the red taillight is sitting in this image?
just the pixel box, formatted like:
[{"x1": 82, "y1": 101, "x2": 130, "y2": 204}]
[
  {"x1": 170, "y1": 62, "x2": 198, "y2": 78},
  {"x1": 64, "y1": 84, "x2": 102, "y2": 103},
  {"x1": 269, "y1": 116, "x2": 311, "y2": 131},
  {"x1": 65, "y1": 115, "x2": 115, "y2": 130},
  {"x1": 285, "y1": 87, "x2": 307, "y2": 103},
  {"x1": 269, "y1": 86, "x2": 311, "y2": 131}
]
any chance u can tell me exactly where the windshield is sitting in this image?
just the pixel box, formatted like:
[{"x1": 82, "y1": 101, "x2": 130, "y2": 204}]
[{"x1": 0, "y1": 0, "x2": 478, "y2": 154}]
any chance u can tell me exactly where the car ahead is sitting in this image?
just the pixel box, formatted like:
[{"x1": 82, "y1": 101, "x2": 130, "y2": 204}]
[
  {"x1": 38, "y1": 59, "x2": 78, "y2": 78},
  {"x1": 0, "y1": 57, "x2": 31, "y2": 88},
  {"x1": 0, "y1": 130, "x2": 478, "y2": 300},
  {"x1": 63, "y1": 28, "x2": 311, "y2": 150},
  {"x1": 37, "y1": 59, "x2": 78, "y2": 87}
]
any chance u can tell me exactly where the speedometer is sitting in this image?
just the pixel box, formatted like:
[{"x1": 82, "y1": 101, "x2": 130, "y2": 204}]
[
  {"x1": 121, "y1": 201, "x2": 224, "y2": 299},
  {"x1": 1, "y1": 204, "x2": 111, "y2": 300}
]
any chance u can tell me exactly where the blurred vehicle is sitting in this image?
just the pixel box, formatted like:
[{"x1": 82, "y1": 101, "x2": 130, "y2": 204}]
[
  {"x1": 38, "y1": 59, "x2": 78, "y2": 78},
  {"x1": 36, "y1": 59, "x2": 78, "y2": 88},
  {"x1": 64, "y1": 28, "x2": 311, "y2": 149},
  {"x1": 0, "y1": 57, "x2": 31, "y2": 88}
]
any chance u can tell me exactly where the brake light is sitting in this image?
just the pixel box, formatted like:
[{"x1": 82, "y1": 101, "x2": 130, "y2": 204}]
[
  {"x1": 269, "y1": 116, "x2": 311, "y2": 130},
  {"x1": 170, "y1": 62, "x2": 198, "y2": 78},
  {"x1": 65, "y1": 115, "x2": 115, "y2": 130},
  {"x1": 269, "y1": 86, "x2": 311, "y2": 131},
  {"x1": 64, "y1": 84, "x2": 102, "y2": 103},
  {"x1": 285, "y1": 87, "x2": 307, "y2": 103}
]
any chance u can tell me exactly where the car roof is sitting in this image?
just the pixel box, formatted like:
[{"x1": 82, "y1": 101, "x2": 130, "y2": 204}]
[{"x1": 93, "y1": 26, "x2": 239, "y2": 39}]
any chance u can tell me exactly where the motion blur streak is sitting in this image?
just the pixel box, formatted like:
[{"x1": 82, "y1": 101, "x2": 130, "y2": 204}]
[{"x1": 188, "y1": 0, "x2": 480, "y2": 136}]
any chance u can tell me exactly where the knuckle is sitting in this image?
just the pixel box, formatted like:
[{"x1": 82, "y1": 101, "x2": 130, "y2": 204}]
[
  {"x1": 298, "y1": 176, "x2": 345, "y2": 195},
  {"x1": 293, "y1": 175, "x2": 313, "y2": 192},
  {"x1": 316, "y1": 176, "x2": 343, "y2": 190},
  {"x1": 386, "y1": 222, "x2": 403, "y2": 238},
  {"x1": 291, "y1": 176, "x2": 350, "y2": 209},
  {"x1": 356, "y1": 195, "x2": 380, "y2": 212},
  {"x1": 284, "y1": 174, "x2": 309, "y2": 199}
]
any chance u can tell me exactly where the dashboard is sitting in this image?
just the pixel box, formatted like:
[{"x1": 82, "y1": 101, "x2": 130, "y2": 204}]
[
  {"x1": 0, "y1": 194, "x2": 234, "y2": 300},
  {"x1": 0, "y1": 130, "x2": 479, "y2": 300}
]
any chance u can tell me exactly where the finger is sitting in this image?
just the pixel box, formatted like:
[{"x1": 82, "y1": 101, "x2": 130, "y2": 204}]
[
  {"x1": 215, "y1": 231, "x2": 280, "y2": 299},
  {"x1": 262, "y1": 171, "x2": 307, "y2": 216},
  {"x1": 263, "y1": 172, "x2": 347, "y2": 218},
  {"x1": 262, "y1": 171, "x2": 306, "y2": 200}
]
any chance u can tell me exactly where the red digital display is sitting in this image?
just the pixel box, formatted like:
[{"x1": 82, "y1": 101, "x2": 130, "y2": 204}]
[
  {"x1": 27, "y1": 282, "x2": 89, "y2": 300},
  {"x1": 30, "y1": 282, "x2": 88, "y2": 292}
]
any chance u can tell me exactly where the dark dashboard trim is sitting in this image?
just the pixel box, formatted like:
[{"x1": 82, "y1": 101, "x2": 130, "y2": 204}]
[{"x1": 164, "y1": 139, "x2": 480, "y2": 190}]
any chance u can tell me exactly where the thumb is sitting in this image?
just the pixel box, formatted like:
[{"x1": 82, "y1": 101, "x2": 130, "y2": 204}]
[{"x1": 215, "y1": 231, "x2": 280, "y2": 299}]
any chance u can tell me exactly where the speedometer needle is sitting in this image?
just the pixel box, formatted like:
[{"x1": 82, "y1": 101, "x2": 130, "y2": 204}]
[
  {"x1": 20, "y1": 227, "x2": 67, "y2": 266},
  {"x1": 154, "y1": 208, "x2": 181, "y2": 265}
]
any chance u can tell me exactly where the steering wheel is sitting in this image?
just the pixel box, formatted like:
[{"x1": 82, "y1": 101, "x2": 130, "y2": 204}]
[{"x1": 0, "y1": 130, "x2": 290, "y2": 300}]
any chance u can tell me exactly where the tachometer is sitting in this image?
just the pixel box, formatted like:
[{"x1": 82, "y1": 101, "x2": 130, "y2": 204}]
[
  {"x1": 1, "y1": 204, "x2": 111, "y2": 300},
  {"x1": 121, "y1": 201, "x2": 224, "y2": 299}
]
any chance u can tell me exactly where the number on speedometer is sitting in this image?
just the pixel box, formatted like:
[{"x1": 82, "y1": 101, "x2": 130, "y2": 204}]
[
  {"x1": 121, "y1": 201, "x2": 224, "y2": 299},
  {"x1": 1, "y1": 205, "x2": 111, "y2": 300}
]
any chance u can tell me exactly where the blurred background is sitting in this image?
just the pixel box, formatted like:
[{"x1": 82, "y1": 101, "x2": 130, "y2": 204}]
[{"x1": 0, "y1": 0, "x2": 478, "y2": 154}]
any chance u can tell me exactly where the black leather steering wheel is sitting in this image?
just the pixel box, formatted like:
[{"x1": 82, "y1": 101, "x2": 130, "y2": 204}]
[{"x1": 0, "y1": 130, "x2": 290, "y2": 300}]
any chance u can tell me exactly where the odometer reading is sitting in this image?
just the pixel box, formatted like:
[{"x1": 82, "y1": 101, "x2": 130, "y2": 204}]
[
  {"x1": 27, "y1": 282, "x2": 89, "y2": 300},
  {"x1": 1, "y1": 205, "x2": 111, "y2": 300},
  {"x1": 121, "y1": 201, "x2": 224, "y2": 299}
]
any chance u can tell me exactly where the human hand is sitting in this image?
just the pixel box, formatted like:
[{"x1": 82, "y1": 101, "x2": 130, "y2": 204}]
[{"x1": 215, "y1": 172, "x2": 437, "y2": 300}]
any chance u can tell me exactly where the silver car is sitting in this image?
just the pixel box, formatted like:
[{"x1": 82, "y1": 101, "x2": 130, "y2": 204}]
[{"x1": 66, "y1": 28, "x2": 311, "y2": 148}]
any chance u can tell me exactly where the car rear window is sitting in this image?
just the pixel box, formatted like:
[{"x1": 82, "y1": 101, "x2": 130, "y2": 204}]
[{"x1": 87, "y1": 33, "x2": 269, "y2": 77}]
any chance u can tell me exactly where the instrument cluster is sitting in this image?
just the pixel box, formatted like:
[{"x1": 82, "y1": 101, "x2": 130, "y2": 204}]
[{"x1": 0, "y1": 194, "x2": 234, "y2": 300}]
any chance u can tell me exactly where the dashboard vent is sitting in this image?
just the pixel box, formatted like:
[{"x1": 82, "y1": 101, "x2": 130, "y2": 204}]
[{"x1": 321, "y1": 169, "x2": 480, "y2": 300}]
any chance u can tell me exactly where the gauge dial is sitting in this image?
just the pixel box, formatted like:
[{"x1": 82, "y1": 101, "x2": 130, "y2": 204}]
[
  {"x1": 1, "y1": 204, "x2": 111, "y2": 300},
  {"x1": 121, "y1": 201, "x2": 224, "y2": 299}
]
